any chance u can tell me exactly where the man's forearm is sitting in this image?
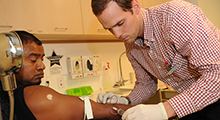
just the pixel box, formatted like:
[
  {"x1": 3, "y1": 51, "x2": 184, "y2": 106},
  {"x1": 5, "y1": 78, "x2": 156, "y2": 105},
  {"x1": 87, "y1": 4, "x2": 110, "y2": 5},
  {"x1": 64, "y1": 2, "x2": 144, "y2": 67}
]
[{"x1": 90, "y1": 100, "x2": 132, "y2": 119}]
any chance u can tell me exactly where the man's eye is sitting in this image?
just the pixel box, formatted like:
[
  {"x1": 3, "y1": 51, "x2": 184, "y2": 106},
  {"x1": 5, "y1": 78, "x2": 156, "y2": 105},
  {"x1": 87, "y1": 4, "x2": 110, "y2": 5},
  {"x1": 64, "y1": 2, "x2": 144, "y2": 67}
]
[
  {"x1": 118, "y1": 21, "x2": 124, "y2": 26},
  {"x1": 31, "y1": 60, "x2": 36, "y2": 62},
  {"x1": 106, "y1": 28, "x2": 111, "y2": 31}
]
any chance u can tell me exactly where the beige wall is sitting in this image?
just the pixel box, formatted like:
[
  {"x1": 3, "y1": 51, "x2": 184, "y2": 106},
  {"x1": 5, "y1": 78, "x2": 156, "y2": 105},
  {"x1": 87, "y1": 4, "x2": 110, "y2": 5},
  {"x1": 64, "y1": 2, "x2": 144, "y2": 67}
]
[
  {"x1": 185, "y1": 0, "x2": 220, "y2": 29},
  {"x1": 198, "y1": 0, "x2": 220, "y2": 29},
  {"x1": 42, "y1": 42, "x2": 134, "y2": 94},
  {"x1": 184, "y1": 0, "x2": 198, "y2": 5}
]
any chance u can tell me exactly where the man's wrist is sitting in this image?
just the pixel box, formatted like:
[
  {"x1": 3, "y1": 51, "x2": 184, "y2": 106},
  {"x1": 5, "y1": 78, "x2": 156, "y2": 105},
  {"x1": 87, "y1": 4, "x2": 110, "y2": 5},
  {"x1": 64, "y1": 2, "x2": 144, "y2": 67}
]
[
  {"x1": 158, "y1": 102, "x2": 168, "y2": 120},
  {"x1": 121, "y1": 96, "x2": 131, "y2": 105},
  {"x1": 163, "y1": 101, "x2": 177, "y2": 118}
]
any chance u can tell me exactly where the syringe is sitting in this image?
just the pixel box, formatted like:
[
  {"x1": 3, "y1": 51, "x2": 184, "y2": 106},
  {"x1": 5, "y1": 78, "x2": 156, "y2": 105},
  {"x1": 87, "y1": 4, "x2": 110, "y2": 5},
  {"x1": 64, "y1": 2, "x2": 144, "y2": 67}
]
[{"x1": 112, "y1": 107, "x2": 125, "y2": 115}]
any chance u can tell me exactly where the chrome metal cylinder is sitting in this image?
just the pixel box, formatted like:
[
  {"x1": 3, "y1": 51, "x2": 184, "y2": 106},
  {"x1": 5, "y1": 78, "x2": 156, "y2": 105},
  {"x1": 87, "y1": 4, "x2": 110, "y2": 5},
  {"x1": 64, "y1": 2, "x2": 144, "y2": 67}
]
[{"x1": 1, "y1": 73, "x2": 17, "y2": 91}]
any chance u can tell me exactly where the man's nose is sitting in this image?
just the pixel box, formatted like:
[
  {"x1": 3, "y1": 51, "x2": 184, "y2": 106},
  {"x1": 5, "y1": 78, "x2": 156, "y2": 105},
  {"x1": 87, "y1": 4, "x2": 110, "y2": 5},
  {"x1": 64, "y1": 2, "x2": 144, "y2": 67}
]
[
  {"x1": 37, "y1": 61, "x2": 46, "y2": 70},
  {"x1": 112, "y1": 28, "x2": 122, "y2": 39}
]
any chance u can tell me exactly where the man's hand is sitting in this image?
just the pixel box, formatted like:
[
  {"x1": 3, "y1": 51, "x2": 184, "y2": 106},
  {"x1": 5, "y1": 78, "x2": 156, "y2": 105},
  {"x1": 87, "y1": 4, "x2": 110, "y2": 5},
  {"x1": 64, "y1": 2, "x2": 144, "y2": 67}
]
[
  {"x1": 122, "y1": 103, "x2": 168, "y2": 120},
  {"x1": 96, "y1": 92, "x2": 129, "y2": 104}
]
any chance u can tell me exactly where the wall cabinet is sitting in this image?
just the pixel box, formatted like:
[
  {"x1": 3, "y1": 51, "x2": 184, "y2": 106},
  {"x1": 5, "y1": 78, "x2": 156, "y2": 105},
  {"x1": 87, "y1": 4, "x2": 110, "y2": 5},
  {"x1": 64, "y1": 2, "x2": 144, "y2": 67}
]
[
  {"x1": 80, "y1": 0, "x2": 113, "y2": 36},
  {"x1": 0, "y1": 0, "x2": 35, "y2": 33},
  {"x1": 0, "y1": 0, "x2": 84, "y2": 36},
  {"x1": 34, "y1": 0, "x2": 83, "y2": 35},
  {"x1": 0, "y1": 0, "x2": 172, "y2": 41}
]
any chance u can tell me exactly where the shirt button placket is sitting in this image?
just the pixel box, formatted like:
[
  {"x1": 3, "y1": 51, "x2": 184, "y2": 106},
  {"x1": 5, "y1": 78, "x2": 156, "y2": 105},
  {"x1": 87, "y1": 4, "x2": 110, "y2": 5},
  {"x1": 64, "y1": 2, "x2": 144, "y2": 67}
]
[{"x1": 148, "y1": 49, "x2": 154, "y2": 60}]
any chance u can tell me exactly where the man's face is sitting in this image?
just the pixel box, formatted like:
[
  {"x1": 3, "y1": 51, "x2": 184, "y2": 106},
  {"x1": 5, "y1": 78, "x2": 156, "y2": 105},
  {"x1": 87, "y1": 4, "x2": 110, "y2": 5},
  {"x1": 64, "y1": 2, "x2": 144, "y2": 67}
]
[
  {"x1": 97, "y1": 1, "x2": 141, "y2": 44},
  {"x1": 16, "y1": 42, "x2": 45, "y2": 85}
]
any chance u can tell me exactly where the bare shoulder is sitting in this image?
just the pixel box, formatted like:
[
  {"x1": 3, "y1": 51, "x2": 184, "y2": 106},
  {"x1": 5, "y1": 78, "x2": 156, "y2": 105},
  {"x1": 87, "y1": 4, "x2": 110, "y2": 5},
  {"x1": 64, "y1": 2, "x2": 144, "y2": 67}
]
[
  {"x1": 23, "y1": 85, "x2": 62, "y2": 114},
  {"x1": 23, "y1": 85, "x2": 84, "y2": 120},
  {"x1": 24, "y1": 85, "x2": 58, "y2": 97},
  {"x1": 24, "y1": 85, "x2": 59, "y2": 104}
]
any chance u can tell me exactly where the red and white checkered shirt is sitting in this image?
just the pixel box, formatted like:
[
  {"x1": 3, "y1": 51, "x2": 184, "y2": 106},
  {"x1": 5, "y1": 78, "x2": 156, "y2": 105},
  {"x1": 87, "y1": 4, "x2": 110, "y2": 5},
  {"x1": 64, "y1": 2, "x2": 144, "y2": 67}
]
[{"x1": 126, "y1": 0, "x2": 220, "y2": 118}]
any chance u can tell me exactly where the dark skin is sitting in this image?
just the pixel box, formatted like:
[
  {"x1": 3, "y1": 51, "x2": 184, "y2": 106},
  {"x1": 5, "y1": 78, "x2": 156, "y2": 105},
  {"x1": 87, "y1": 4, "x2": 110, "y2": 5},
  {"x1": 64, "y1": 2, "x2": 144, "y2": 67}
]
[
  {"x1": 24, "y1": 85, "x2": 131, "y2": 120},
  {"x1": 15, "y1": 41, "x2": 45, "y2": 85}
]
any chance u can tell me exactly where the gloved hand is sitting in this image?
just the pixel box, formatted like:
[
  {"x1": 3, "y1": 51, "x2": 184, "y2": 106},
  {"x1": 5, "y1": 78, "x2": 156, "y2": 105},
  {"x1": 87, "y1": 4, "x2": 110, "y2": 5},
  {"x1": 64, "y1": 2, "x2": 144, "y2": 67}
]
[
  {"x1": 122, "y1": 103, "x2": 168, "y2": 120},
  {"x1": 96, "y1": 92, "x2": 129, "y2": 104}
]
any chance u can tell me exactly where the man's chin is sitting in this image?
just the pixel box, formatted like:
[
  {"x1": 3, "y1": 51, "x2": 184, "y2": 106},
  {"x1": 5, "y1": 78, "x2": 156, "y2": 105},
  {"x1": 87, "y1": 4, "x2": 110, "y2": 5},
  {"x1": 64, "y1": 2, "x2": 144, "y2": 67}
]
[
  {"x1": 36, "y1": 79, "x2": 42, "y2": 85},
  {"x1": 36, "y1": 81, "x2": 41, "y2": 85},
  {"x1": 124, "y1": 39, "x2": 135, "y2": 44},
  {"x1": 32, "y1": 79, "x2": 42, "y2": 85}
]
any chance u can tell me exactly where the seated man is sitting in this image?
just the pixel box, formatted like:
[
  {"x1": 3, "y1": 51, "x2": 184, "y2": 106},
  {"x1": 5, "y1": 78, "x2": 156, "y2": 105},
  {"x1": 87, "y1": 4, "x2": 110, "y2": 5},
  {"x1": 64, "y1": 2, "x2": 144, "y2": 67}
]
[{"x1": 0, "y1": 31, "x2": 131, "y2": 120}]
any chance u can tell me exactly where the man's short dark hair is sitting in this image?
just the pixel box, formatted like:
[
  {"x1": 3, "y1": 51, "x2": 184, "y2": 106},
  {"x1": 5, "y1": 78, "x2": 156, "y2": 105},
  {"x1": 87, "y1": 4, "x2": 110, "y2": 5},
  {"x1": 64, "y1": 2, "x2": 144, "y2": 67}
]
[
  {"x1": 14, "y1": 31, "x2": 42, "y2": 45},
  {"x1": 91, "y1": 0, "x2": 133, "y2": 16}
]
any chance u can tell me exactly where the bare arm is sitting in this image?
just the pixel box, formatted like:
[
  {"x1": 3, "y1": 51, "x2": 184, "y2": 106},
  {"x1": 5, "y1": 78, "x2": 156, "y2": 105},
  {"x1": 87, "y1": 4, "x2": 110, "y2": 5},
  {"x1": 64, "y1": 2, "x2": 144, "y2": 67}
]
[{"x1": 24, "y1": 85, "x2": 131, "y2": 120}]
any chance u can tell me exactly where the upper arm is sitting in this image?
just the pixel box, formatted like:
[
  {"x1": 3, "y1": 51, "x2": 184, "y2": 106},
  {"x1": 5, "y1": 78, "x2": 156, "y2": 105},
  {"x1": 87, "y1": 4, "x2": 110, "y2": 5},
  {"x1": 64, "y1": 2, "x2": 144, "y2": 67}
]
[{"x1": 24, "y1": 85, "x2": 84, "y2": 120}]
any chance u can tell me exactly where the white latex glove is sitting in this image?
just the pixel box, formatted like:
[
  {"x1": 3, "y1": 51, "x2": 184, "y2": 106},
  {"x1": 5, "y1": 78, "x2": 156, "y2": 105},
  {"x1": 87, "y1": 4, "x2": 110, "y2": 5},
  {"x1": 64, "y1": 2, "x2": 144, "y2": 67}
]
[
  {"x1": 96, "y1": 92, "x2": 129, "y2": 104},
  {"x1": 122, "y1": 103, "x2": 168, "y2": 120}
]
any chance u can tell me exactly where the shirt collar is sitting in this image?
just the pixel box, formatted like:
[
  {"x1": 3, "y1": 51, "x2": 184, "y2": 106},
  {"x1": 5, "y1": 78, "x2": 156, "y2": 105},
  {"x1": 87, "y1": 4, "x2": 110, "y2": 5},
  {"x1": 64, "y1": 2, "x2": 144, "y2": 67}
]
[{"x1": 135, "y1": 8, "x2": 155, "y2": 47}]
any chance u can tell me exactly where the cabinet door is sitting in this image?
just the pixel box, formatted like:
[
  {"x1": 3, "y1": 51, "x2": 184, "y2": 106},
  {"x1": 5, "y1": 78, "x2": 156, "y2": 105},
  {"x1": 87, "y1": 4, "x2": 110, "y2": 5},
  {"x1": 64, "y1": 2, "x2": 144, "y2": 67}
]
[
  {"x1": 138, "y1": 0, "x2": 144, "y2": 8},
  {"x1": 34, "y1": 0, "x2": 83, "y2": 34},
  {"x1": 80, "y1": 0, "x2": 112, "y2": 35},
  {"x1": 142, "y1": 0, "x2": 171, "y2": 8},
  {"x1": 0, "y1": 0, "x2": 35, "y2": 33}
]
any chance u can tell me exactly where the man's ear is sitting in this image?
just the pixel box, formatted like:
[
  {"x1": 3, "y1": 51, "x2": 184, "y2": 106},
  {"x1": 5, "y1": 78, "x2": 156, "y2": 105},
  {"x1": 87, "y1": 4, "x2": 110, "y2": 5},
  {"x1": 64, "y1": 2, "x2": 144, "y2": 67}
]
[
  {"x1": 15, "y1": 68, "x2": 21, "y2": 74},
  {"x1": 132, "y1": 0, "x2": 141, "y2": 15}
]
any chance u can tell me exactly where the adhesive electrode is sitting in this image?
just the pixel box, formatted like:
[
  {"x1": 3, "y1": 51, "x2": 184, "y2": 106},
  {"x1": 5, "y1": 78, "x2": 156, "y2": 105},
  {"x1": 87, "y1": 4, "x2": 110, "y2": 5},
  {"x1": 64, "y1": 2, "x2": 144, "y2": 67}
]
[{"x1": 46, "y1": 94, "x2": 53, "y2": 100}]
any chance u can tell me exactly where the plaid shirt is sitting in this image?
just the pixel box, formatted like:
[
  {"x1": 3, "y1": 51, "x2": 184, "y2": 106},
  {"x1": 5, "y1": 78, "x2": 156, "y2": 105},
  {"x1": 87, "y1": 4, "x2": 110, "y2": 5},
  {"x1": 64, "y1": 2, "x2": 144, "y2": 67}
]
[{"x1": 125, "y1": 0, "x2": 220, "y2": 118}]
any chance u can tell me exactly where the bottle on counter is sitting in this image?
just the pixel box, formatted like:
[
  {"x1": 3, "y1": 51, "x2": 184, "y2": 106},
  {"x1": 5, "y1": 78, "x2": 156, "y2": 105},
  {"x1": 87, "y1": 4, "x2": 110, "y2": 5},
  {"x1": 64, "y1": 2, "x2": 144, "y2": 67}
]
[{"x1": 103, "y1": 62, "x2": 112, "y2": 90}]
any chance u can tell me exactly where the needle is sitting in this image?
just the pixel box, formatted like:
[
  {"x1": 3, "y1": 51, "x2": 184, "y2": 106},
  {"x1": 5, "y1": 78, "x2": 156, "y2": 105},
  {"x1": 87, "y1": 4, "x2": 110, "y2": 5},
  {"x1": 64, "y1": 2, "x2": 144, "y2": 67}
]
[{"x1": 112, "y1": 107, "x2": 125, "y2": 115}]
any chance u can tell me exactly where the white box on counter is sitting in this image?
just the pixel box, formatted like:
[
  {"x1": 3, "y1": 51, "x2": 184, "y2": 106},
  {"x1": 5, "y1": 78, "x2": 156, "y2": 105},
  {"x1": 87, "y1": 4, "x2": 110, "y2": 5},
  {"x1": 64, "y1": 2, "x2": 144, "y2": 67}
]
[{"x1": 67, "y1": 56, "x2": 83, "y2": 79}]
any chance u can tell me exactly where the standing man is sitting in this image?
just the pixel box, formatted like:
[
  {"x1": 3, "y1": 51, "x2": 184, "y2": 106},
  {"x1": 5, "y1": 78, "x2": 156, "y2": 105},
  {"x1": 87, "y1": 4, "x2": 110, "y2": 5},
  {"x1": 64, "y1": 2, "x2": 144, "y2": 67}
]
[{"x1": 92, "y1": 0, "x2": 220, "y2": 119}]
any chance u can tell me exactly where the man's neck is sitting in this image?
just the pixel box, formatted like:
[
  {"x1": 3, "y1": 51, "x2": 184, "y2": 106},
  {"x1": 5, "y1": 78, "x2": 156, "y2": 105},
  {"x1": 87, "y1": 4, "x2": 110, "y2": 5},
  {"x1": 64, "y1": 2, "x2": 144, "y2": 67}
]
[{"x1": 137, "y1": 9, "x2": 144, "y2": 38}]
